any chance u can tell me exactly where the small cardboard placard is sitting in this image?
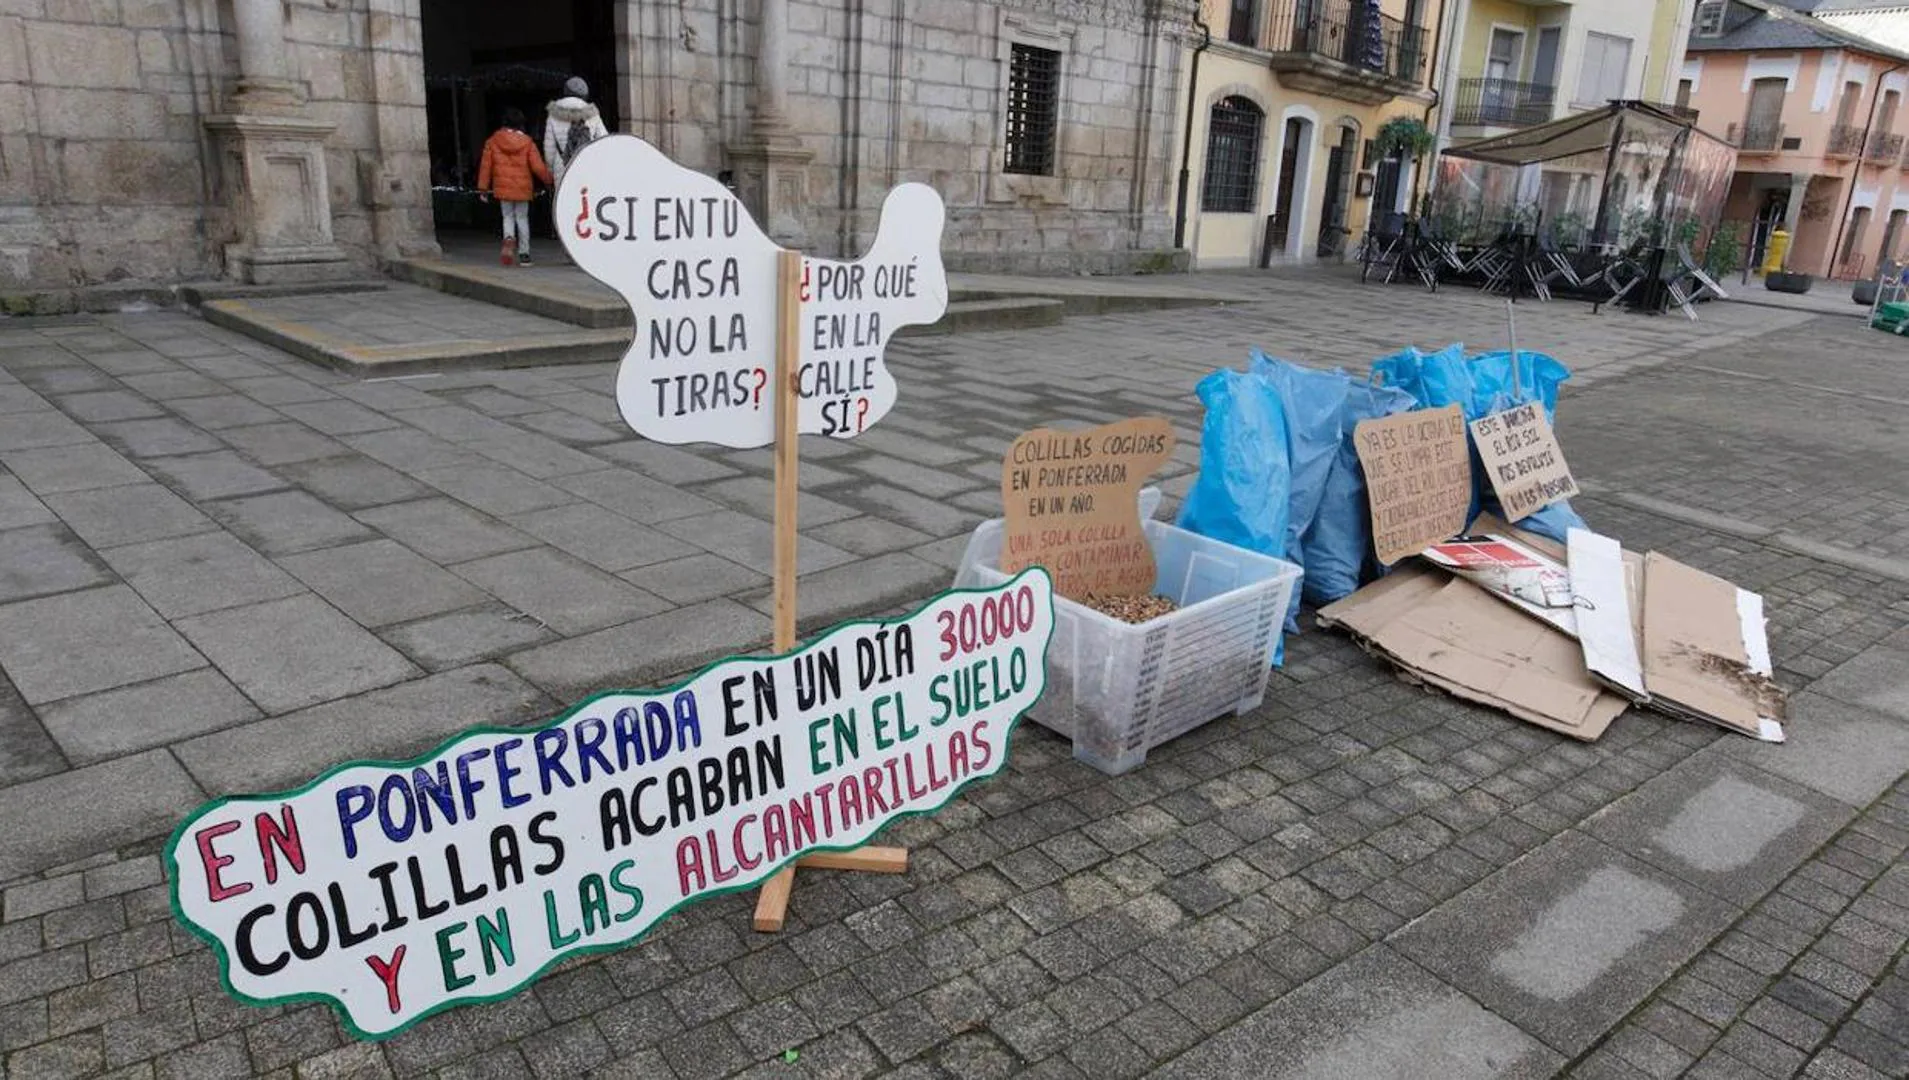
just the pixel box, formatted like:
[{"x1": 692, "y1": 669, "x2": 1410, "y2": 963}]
[
  {"x1": 1469, "y1": 403, "x2": 1579, "y2": 522},
  {"x1": 557, "y1": 136, "x2": 948, "y2": 447},
  {"x1": 167, "y1": 572, "x2": 1054, "y2": 1038},
  {"x1": 1000, "y1": 418, "x2": 1175, "y2": 601},
  {"x1": 1352, "y1": 405, "x2": 1473, "y2": 565}
]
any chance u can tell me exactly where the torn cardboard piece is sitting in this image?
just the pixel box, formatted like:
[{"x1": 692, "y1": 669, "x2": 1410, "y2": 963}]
[
  {"x1": 1641, "y1": 552, "x2": 1786, "y2": 742},
  {"x1": 1568, "y1": 528, "x2": 1649, "y2": 702},
  {"x1": 1318, "y1": 564, "x2": 1627, "y2": 742}
]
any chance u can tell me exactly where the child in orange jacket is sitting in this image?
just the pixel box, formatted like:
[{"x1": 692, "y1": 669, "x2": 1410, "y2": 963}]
[{"x1": 478, "y1": 108, "x2": 553, "y2": 266}]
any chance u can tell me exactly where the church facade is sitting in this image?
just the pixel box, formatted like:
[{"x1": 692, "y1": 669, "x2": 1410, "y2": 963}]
[{"x1": 0, "y1": 0, "x2": 1192, "y2": 310}]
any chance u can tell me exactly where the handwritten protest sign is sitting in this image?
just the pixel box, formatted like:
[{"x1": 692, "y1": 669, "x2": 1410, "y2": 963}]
[
  {"x1": 1353, "y1": 405, "x2": 1473, "y2": 565},
  {"x1": 1469, "y1": 403, "x2": 1578, "y2": 522},
  {"x1": 168, "y1": 571, "x2": 1054, "y2": 1038},
  {"x1": 1000, "y1": 418, "x2": 1175, "y2": 600},
  {"x1": 557, "y1": 136, "x2": 948, "y2": 447}
]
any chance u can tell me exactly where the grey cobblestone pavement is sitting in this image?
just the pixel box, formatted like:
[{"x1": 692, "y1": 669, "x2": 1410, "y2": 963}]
[{"x1": 2, "y1": 272, "x2": 1908, "y2": 1079}]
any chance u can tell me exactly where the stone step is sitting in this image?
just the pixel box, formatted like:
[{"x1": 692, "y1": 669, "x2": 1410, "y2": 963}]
[
  {"x1": 388, "y1": 257, "x2": 1189, "y2": 336},
  {"x1": 199, "y1": 297, "x2": 631, "y2": 377},
  {"x1": 902, "y1": 296, "x2": 1066, "y2": 335},
  {"x1": 388, "y1": 258, "x2": 631, "y2": 328},
  {"x1": 953, "y1": 289, "x2": 1219, "y2": 317}
]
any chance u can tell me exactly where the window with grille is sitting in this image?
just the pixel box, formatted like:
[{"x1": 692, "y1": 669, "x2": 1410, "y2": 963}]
[
  {"x1": 1201, "y1": 96, "x2": 1264, "y2": 213},
  {"x1": 1004, "y1": 43, "x2": 1062, "y2": 176}
]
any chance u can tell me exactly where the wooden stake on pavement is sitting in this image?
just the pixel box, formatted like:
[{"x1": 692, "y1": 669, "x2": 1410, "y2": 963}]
[{"x1": 752, "y1": 250, "x2": 907, "y2": 933}]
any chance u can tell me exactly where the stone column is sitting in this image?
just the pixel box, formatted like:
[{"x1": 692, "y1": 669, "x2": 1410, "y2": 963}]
[
  {"x1": 203, "y1": 0, "x2": 353, "y2": 283},
  {"x1": 753, "y1": 0, "x2": 793, "y2": 134},
  {"x1": 728, "y1": 0, "x2": 814, "y2": 246},
  {"x1": 230, "y1": 0, "x2": 299, "y2": 112}
]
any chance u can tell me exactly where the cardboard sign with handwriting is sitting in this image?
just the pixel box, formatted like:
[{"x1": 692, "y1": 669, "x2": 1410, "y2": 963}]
[
  {"x1": 1000, "y1": 418, "x2": 1175, "y2": 600},
  {"x1": 1353, "y1": 405, "x2": 1473, "y2": 565},
  {"x1": 1469, "y1": 403, "x2": 1578, "y2": 522}
]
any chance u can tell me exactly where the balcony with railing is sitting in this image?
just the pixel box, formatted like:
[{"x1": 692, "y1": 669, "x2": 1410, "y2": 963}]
[
  {"x1": 1867, "y1": 131, "x2": 1904, "y2": 162},
  {"x1": 1452, "y1": 77, "x2": 1555, "y2": 128},
  {"x1": 1726, "y1": 121, "x2": 1783, "y2": 152},
  {"x1": 1261, "y1": 0, "x2": 1431, "y2": 106},
  {"x1": 1829, "y1": 123, "x2": 1865, "y2": 158}
]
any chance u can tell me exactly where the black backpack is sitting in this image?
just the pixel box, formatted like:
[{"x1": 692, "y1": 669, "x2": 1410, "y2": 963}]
[{"x1": 563, "y1": 119, "x2": 596, "y2": 166}]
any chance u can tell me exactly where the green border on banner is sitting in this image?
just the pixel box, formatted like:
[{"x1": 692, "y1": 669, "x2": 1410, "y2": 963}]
[{"x1": 164, "y1": 566, "x2": 1055, "y2": 1041}]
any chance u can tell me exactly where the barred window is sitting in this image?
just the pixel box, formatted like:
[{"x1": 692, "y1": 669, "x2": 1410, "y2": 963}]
[
  {"x1": 1005, "y1": 43, "x2": 1061, "y2": 176},
  {"x1": 1201, "y1": 96, "x2": 1264, "y2": 213}
]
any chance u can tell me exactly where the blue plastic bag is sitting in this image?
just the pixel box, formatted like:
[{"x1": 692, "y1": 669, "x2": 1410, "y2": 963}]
[
  {"x1": 1248, "y1": 352, "x2": 1348, "y2": 623},
  {"x1": 1176, "y1": 367, "x2": 1293, "y2": 563},
  {"x1": 1370, "y1": 344, "x2": 1587, "y2": 545},
  {"x1": 1303, "y1": 380, "x2": 1417, "y2": 605},
  {"x1": 1176, "y1": 367, "x2": 1298, "y2": 664}
]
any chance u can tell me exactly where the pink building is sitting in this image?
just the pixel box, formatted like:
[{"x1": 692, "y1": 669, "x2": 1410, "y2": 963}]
[{"x1": 1684, "y1": 0, "x2": 1909, "y2": 279}]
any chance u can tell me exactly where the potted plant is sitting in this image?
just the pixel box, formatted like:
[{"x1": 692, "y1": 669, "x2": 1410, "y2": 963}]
[
  {"x1": 1766, "y1": 264, "x2": 1812, "y2": 293},
  {"x1": 1375, "y1": 116, "x2": 1436, "y2": 161},
  {"x1": 1375, "y1": 117, "x2": 1436, "y2": 210}
]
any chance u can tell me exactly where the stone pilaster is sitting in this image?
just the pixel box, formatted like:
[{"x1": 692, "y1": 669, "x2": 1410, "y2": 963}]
[
  {"x1": 727, "y1": 0, "x2": 813, "y2": 246},
  {"x1": 203, "y1": 0, "x2": 351, "y2": 283}
]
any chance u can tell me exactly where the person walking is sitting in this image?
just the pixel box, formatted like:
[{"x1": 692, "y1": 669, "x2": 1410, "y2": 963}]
[
  {"x1": 544, "y1": 76, "x2": 610, "y2": 191},
  {"x1": 476, "y1": 107, "x2": 551, "y2": 267}
]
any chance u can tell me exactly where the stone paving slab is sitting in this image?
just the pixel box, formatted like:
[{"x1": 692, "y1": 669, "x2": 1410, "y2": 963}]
[
  {"x1": 1154, "y1": 945, "x2": 1562, "y2": 1079},
  {"x1": 0, "y1": 750, "x2": 203, "y2": 879},
  {"x1": 1717, "y1": 691, "x2": 1909, "y2": 808},
  {"x1": 1392, "y1": 830, "x2": 1742, "y2": 1056},
  {"x1": 172, "y1": 663, "x2": 552, "y2": 796},
  {"x1": 1583, "y1": 750, "x2": 1856, "y2": 909}
]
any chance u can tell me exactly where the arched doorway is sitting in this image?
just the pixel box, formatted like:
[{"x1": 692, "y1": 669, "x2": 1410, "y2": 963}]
[
  {"x1": 1269, "y1": 112, "x2": 1316, "y2": 260},
  {"x1": 421, "y1": 0, "x2": 619, "y2": 250}
]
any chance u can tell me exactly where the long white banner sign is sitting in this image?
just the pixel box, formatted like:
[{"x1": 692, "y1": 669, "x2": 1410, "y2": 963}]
[{"x1": 168, "y1": 570, "x2": 1053, "y2": 1037}]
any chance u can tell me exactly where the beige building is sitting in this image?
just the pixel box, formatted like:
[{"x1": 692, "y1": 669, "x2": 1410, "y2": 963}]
[
  {"x1": 0, "y1": 0, "x2": 1192, "y2": 311},
  {"x1": 1175, "y1": 0, "x2": 1445, "y2": 268},
  {"x1": 1436, "y1": 0, "x2": 1692, "y2": 145}
]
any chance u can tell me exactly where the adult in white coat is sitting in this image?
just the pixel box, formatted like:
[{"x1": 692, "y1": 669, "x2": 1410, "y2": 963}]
[{"x1": 544, "y1": 76, "x2": 610, "y2": 190}]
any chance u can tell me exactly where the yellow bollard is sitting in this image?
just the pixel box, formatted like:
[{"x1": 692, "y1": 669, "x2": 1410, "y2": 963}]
[{"x1": 1762, "y1": 228, "x2": 1791, "y2": 275}]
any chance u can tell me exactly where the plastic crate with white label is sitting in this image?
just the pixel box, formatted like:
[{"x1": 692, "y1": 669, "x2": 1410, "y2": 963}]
[{"x1": 953, "y1": 494, "x2": 1300, "y2": 774}]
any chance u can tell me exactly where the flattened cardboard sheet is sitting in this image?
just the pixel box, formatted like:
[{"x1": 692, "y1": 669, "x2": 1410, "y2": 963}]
[
  {"x1": 1319, "y1": 565, "x2": 1627, "y2": 741},
  {"x1": 1641, "y1": 552, "x2": 1786, "y2": 742},
  {"x1": 1568, "y1": 528, "x2": 1649, "y2": 702}
]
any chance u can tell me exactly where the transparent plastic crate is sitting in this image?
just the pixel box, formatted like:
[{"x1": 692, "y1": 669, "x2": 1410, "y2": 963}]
[{"x1": 953, "y1": 496, "x2": 1301, "y2": 774}]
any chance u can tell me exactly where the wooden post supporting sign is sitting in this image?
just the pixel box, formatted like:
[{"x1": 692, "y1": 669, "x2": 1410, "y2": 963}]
[{"x1": 749, "y1": 258, "x2": 909, "y2": 933}]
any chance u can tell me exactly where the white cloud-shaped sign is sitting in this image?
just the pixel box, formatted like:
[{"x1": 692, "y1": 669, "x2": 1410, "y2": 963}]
[{"x1": 557, "y1": 137, "x2": 948, "y2": 448}]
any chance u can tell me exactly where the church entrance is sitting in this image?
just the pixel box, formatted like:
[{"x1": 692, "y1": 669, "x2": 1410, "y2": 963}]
[{"x1": 421, "y1": 0, "x2": 619, "y2": 249}]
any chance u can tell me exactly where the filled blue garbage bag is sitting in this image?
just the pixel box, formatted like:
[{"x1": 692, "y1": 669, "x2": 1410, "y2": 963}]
[
  {"x1": 1176, "y1": 367, "x2": 1297, "y2": 663},
  {"x1": 1248, "y1": 351, "x2": 1348, "y2": 623},
  {"x1": 1370, "y1": 344, "x2": 1588, "y2": 545},
  {"x1": 1177, "y1": 367, "x2": 1294, "y2": 565},
  {"x1": 1303, "y1": 379, "x2": 1417, "y2": 604}
]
